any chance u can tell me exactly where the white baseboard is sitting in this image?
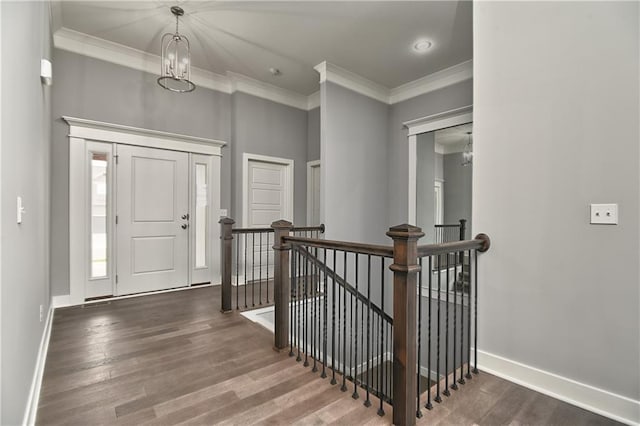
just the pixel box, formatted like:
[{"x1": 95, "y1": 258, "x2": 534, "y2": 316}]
[
  {"x1": 477, "y1": 350, "x2": 640, "y2": 426},
  {"x1": 22, "y1": 305, "x2": 54, "y2": 426},
  {"x1": 51, "y1": 295, "x2": 71, "y2": 308}
]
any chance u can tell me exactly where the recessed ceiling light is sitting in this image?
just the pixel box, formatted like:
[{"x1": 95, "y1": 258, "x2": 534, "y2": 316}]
[
  {"x1": 269, "y1": 67, "x2": 281, "y2": 76},
  {"x1": 413, "y1": 40, "x2": 433, "y2": 52}
]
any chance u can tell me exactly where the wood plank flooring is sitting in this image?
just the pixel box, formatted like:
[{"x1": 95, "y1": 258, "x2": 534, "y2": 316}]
[{"x1": 37, "y1": 286, "x2": 620, "y2": 425}]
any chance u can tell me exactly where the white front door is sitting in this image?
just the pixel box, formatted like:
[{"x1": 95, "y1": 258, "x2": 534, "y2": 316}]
[{"x1": 116, "y1": 145, "x2": 190, "y2": 295}]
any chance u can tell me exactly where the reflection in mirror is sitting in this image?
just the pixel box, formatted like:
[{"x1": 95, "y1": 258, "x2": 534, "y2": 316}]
[{"x1": 416, "y1": 122, "x2": 473, "y2": 244}]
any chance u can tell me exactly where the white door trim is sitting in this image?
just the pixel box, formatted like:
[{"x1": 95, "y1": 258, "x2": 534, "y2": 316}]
[
  {"x1": 63, "y1": 116, "x2": 227, "y2": 156},
  {"x1": 405, "y1": 105, "x2": 472, "y2": 224},
  {"x1": 242, "y1": 153, "x2": 294, "y2": 227},
  {"x1": 67, "y1": 120, "x2": 223, "y2": 306},
  {"x1": 306, "y1": 160, "x2": 321, "y2": 225}
]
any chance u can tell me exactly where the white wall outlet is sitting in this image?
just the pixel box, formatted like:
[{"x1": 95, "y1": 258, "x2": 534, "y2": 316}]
[
  {"x1": 590, "y1": 203, "x2": 618, "y2": 225},
  {"x1": 39, "y1": 304, "x2": 44, "y2": 322},
  {"x1": 220, "y1": 209, "x2": 228, "y2": 217}
]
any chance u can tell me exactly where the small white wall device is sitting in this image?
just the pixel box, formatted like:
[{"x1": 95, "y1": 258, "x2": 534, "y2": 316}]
[{"x1": 40, "y1": 59, "x2": 52, "y2": 86}]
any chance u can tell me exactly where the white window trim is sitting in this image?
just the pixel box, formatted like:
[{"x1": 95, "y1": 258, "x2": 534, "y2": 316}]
[
  {"x1": 242, "y1": 153, "x2": 294, "y2": 228},
  {"x1": 405, "y1": 105, "x2": 472, "y2": 224},
  {"x1": 306, "y1": 160, "x2": 321, "y2": 225}
]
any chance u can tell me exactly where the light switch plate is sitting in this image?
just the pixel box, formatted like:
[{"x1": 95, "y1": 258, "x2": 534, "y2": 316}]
[
  {"x1": 590, "y1": 203, "x2": 618, "y2": 225},
  {"x1": 17, "y1": 196, "x2": 24, "y2": 224},
  {"x1": 220, "y1": 209, "x2": 228, "y2": 217}
]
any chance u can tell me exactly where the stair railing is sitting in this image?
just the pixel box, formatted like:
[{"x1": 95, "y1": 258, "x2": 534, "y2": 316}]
[
  {"x1": 271, "y1": 220, "x2": 490, "y2": 426},
  {"x1": 219, "y1": 217, "x2": 324, "y2": 312},
  {"x1": 434, "y1": 218, "x2": 467, "y2": 243}
]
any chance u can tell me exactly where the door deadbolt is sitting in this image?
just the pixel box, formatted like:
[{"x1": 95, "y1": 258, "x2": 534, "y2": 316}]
[
  {"x1": 181, "y1": 214, "x2": 190, "y2": 220},
  {"x1": 181, "y1": 223, "x2": 188, "y2": 229}
]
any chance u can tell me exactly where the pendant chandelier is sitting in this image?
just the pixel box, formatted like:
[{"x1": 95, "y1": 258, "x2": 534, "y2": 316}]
[
  {"x1": 462, "y1": 131, "x2": 473, "y2": 166},
  {"x1": 157, "y1": 6, "x2": 196, "y2": 93}
]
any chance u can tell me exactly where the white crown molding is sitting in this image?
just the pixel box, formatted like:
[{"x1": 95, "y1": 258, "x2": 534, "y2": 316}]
[
  {"x1": 55, "y1": 28, "x2": 472, "y2": 111},
  {"x1": 389, "y1": 60, "x2": 473, "y2": 104},
  {"x1": 478, "y1": 350, "x2": 640, "y2": 426},
  {"x1": 307, "y1": 90, "x2": 320, "y2": 110},
  {"x1": 226, "y1": 71, "x2": 308, "y2": 111},
  {"x1": 314, "y1": 61, "x2": 389, "y2": 104}
]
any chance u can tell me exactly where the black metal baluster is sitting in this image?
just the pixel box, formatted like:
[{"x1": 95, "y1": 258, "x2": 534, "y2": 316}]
[
  {"x1": 322, "y1": 247, "x2": 328, "y2": 378},
  {"x1": 451, "y1": 252, "x2": 459, "y2": 391},
  {"x1": 304, "y1": 250, "x2": 309, "y2": 367},
  {"x1": 435, "y1": 254, "x2": 442, "y2": 403},
  {"x1": 458, "y1": 248, "x2": 466, "y2": 386},
  {"x1": 290, "y1": 247, "x2": 296, "y2": 357},
  {"x1": 296, "y1": 250, "x2": 302, "y2": 362},
  {"x1": 426, "y1": 256, "x2": 433, "y2": 410},
  {"x1": 266, "y1": 232, "x2": 270, "y2": 304},
  {"x1": 341, "y1": 251, "x2": 348, "y2": 392},
  {"x1": 473, "y1": 250, "x2": 478, "y2": 375},
  {"x1": 364, "y1": 254, "x2": 372, "y2": 407},
  {"x1": 352, "y1": 253, "x2": 359, "y2": 399},
  {"x1": 312, "y1": 251, "x2": 318, "y2": 372},
  {"x1": 259, "y1": 232, "x2": 263, "y2": 305},
  {"x1": 443, "y1": 252, "x2": 450, "y2": 397},
  {"x1": 466, "y1": 249, "x2": 472, "y2": 380},
  {"x1": 417, "y1": 257, "x2": 423, "y2": 418},
  {"x1": 331, "y1": 249, "x2": 337, "y2": 385},
  {"x1": 378, "y1": 257, "x2": 385, "y2": 416},
  {"x1": 244, "y1": 234, "x2": 248, "y2": 309},
  {"x1": 235, "y1": 235, "x2": 239, "y2": 310}
]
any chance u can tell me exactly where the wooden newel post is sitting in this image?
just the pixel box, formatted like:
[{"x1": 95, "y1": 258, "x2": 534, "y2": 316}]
[
  {"x1": 219, "y1": 217, "x2": 235, "y2": 313},
  {"x1": 271, "y1": 219, "x2": 293, "y2": 351},
  {"x1": 387, "y1": 224, "x2": 424, "y2": 426}
]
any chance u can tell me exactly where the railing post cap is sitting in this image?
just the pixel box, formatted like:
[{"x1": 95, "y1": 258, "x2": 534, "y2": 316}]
[
  {"x1": 219, "y1": 217, "x2": 235, "y2": 225},
  {"x1": 271, "y1": 219, "x2": 293, "y2": 229},
  {"x1": 386, "y1": 224, "x2": 424, "y2": 240},
  {"x1": 475, "y1": 233, "x2": 491, "y2": 252}
]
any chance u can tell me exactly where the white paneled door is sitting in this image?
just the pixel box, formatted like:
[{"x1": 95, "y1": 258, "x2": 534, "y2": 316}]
[{"x1": 116, "y1": 145, "x2": 190, "y2": 295}]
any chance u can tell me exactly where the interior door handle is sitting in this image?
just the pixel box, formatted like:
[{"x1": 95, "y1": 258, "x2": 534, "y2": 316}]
[
  {"x1": 181, "y1": 224, "x2": 188, "y2": 229},
  {"x1": 181, "y1": 214, "x2": 190, "y2": 220}
]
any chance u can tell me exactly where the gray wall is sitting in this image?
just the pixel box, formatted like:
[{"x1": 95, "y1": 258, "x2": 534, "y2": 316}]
[
  {"x1": 307, "y1": 107, "x2": 320, "y2": 162},
  {"x1": 321, "y1": 82, "x2": 389, "y2": 244},
  {"x1": 387, "y1": 80, "x2": 473, "y2": 228},
  {"x1": 443, "y1": 153, "x2": 472, "y2": 232},
  {"x1": 416, "y1": 132, "x2": 436, "y2": 243},
  {"x1": 1, "y1": 1, "x2": 52, "y2": 423},
  {"x1": 474, "y1": 0, "x2": 639, "y2": 405},
  {"x1": 50, "y1": 49, "x2": 232, "y2": 296},
  {"x1": 435, "y1": 152, "x2": 444, "y2": 182},
  {"x1": 230, "y1": 92, "x2": 308, "y2": 227}
]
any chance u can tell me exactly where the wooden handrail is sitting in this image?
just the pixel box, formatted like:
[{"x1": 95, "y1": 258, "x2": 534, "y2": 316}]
[
  {"x1": 232, "y1": 224, "x2": 325, "y2": 234},
  {"x1": 284, "y1": 236, "x2": 394, "y2": 258},
  {"x1": 417, "y1": 234, "x2": 490, "y2": 257}
]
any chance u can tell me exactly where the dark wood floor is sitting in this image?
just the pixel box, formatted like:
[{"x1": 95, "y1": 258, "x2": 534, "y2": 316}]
[{"x1": 37, "y1": 286, "x2": 619, "y2": 425}]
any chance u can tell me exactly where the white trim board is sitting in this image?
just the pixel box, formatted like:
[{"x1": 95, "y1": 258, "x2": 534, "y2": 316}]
[
  {"x1": 477, "y1": 350, "x2": 640, "y2": 426},
  {"x1": 63, "y1": 116, "x2": 227, "y2": 156},
  {"x1": 54, "y1": 27, "x2": 472, "y2": 111},
  {"x1": 22, "y1": 306, "x2": 54, "y2": 426}
]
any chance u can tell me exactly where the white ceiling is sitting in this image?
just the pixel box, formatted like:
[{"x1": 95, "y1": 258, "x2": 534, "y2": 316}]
[
  {"x1": 435, "y1": 122, "x2": 472, "y2": 152},
  {"x1": 57, "y1": 1, "x2": 472, "y2": 95}
]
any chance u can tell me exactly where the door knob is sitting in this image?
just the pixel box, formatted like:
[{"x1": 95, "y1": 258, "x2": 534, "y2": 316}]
[
  {"x1": 181, "y1": 214, "x2": 190, "y2": 220},
  {"x1": 181, "y1": 224, "x2": 188, "y2": 229}
]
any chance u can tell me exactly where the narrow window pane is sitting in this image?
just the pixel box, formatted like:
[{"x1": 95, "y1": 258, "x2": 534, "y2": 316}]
[
  {"x1": 91, "y1": 153, "x2": 108, "y2": 278},
  {"x1": 195, "y1": 163, "x2": 208, "y2": 268}
]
